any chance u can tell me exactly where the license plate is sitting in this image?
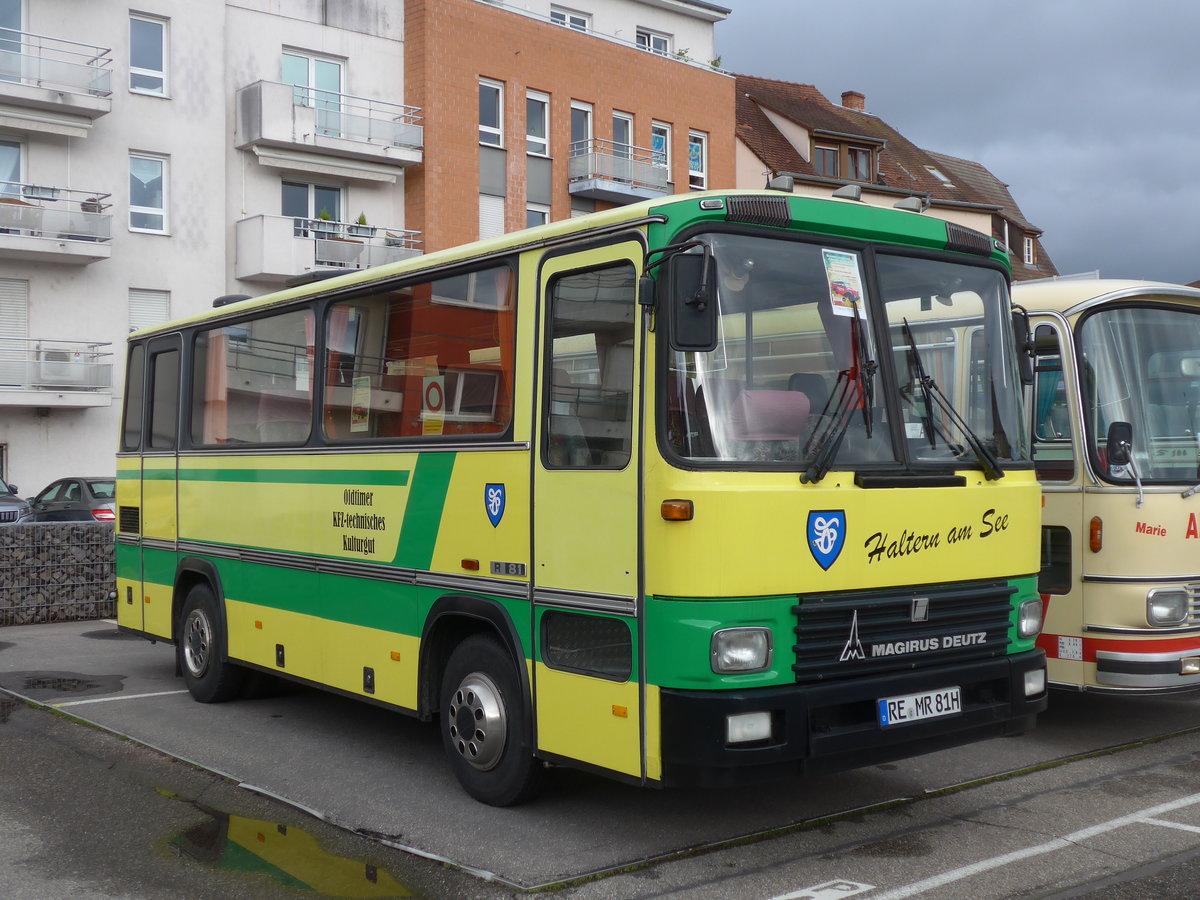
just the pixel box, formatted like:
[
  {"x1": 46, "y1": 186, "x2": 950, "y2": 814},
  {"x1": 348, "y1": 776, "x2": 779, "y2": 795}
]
[{"x1": 878, "y1": 686, "x2": 961, "y2": 727}]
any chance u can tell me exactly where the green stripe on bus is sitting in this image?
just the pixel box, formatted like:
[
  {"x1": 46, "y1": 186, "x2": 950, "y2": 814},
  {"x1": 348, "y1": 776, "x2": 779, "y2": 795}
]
[
  {"x1": 177, "y1": 468, "x2": 410, "y2": 486},
  {"x1": 393, "y1": 453, "x2": 456, "y2": 569}
]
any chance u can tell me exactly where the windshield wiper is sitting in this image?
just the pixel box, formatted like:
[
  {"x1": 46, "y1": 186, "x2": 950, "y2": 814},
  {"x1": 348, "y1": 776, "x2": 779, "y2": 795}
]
[
  {"x1": 801, "y1": 313, "x2": 876, "y2": 484},
  {"x1": 902, "y1": 318, "x2": 1004, "y2": 481}
]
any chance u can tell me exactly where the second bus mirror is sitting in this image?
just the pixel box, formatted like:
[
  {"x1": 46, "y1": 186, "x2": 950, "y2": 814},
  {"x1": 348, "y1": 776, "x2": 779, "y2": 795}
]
[
  {"x1": 667, "y1": 251, "x2": 718, "y2": 352},
  {"x1": 1106, "y1": 421, "x2": 1133, "y2": 466}
]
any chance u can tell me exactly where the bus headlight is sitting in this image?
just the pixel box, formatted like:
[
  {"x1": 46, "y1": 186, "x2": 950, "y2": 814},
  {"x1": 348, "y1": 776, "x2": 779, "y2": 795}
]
[
  {"x1": 1147, "y1": 588, "x2": 1190, "y2": 626},
  {"x1": 1018, "y1": 598, "x2": 1043, "y2": 638},
  {"x1": 711, "y1": 628, "x2": 772, "y2": 673}
]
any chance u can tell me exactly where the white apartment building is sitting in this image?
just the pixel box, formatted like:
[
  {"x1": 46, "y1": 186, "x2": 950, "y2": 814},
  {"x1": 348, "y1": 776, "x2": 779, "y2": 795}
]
[
  {"x1": 0, "y1": 0, "x2": 728, "y2": 495},
  {"x1": 0, "y1": 0, "x2": 421, "y2": 493}
]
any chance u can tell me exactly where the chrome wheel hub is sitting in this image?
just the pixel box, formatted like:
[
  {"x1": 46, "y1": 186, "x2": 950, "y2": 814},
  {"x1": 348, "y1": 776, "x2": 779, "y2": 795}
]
[
  {"x1": 447, "y1": 672, "x2": 507, "y2": 771},
  {"x1": 182, "y1": 609, "x2": 212, "y2": 679}
]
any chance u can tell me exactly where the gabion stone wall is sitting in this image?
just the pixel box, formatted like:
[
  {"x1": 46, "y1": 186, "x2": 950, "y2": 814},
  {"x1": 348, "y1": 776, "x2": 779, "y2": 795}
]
[{"x1": 0, "y1": 523, "x2": 116, "y2": 626}]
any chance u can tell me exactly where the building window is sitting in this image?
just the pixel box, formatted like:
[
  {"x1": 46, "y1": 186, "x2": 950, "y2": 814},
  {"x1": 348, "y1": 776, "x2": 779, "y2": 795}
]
[
  {"x1": 651, "y1": 122, "x2": 671, "y2": 176},
  {"x1": 282, "y1": 180, "x2": 342, "y2": 235},
  {"x1": 1024, "y1": 236, "x2": 1036, "y2": 266},
  {"x1": 550, "y1": 6, "x2": 590, "y2": 30},
  {"x1": 282, "y1": 51, "x2": 343, "y2": 136},
  {"x1": 526, "y1": 204, "x2": 549, "y2": 229},
  {"x1": 570, "y1": 101, "x2": 592, "y2": 157},
  {"x1": 480, "y1": 194, "x2": 504, "y2": 240},
  {"x1": 688, "y1": 131, "x2": 707, "y2": 190},
  {"x1": 129, "y1": 153, "x2": 167, "y2": 232},
  {"x1": 814, "y1": 145, "x2": 838, "y2": 177},
  {"x1": 0, "y1": 138, "x2": 21, "y2": 198},
  {"x1": 129, "y1": 289, "x2": 170, "y2": 332},
  {"x1": 636, "y1": 29, "x2": 671, "y2": 55},
  {"x1": 847, "y1": 147, "x2": 871, "y2": 182},
  {"x1": 479, "y1": 78, "x2": 503, "y2": 147},
  {"x1": 925, "y1": 165, "x2": 954, "y2": 187},
  {"x1": 612, "y1": 112, "x2": 633, "y2": 158},
  {"x1": 129, "y1": 14, "x2": 167, "y2": 95},
  {"x1": 526, "y1": 91, "x2": 549, "y2": 156}
]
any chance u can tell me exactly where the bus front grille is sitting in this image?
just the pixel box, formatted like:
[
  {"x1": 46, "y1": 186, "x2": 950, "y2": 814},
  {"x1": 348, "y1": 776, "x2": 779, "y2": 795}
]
[{"x1": 792, "y1": 580, "x2": 1015, "y2": 684}]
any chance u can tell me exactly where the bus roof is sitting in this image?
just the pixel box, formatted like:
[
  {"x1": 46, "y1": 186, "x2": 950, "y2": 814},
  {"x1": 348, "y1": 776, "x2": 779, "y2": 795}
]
[
  {"x1": 1013, "y1": 278, "x2": 1200, "y2": 317},
  {"x1": 131, "y1": 188, "x2": 994, "y2": 339}
]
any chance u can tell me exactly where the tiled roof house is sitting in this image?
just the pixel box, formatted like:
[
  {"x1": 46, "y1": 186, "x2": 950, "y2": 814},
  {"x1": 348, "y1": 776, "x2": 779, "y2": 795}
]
[{"x1": 733, "y1": 74, "x2": 1057, "y2": 281}]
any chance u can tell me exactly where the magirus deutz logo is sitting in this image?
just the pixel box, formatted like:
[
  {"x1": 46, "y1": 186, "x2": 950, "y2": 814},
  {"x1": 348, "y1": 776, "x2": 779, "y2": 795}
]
[{"x1": 837, "y1": 602, "x2": 989, "y2": 662}]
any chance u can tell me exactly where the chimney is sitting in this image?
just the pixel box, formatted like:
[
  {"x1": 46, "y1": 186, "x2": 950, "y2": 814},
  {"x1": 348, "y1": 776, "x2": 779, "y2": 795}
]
[{"x1": 841, "y1": 91, "x2": 865, "y2": 112}]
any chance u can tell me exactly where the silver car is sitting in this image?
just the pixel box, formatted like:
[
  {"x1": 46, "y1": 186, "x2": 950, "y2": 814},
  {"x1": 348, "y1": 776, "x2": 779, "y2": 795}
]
[{"x1": 0, "y1": 479, "x2": 31, "y2": 525}]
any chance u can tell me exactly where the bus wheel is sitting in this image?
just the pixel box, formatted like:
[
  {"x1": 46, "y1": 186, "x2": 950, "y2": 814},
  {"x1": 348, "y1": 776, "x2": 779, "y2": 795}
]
[
  {"x1": 177, "y1": 583, "x2": 244, "y2": 703},
  {"x1": 440, "y1": 635, "x2": 545, "y2": 806}
]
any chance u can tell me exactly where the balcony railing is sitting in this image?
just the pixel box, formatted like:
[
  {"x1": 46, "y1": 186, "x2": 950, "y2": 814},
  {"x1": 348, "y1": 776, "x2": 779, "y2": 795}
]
[
  {"x1": 0, "y1": 27, "x2": 112, "y2": 97},
  {"x1": 0, "y1": 339, "x2": 113, "y2": 397},
  {"x1": 235, "y1": 214, "x2": 422, "y2": 283},
  {"x1": 0, "y1": 182, "x2": 112, "y2": 241},
  {"x1": 568, "y1": 138, "x2": 670, "y2": 203},
  {"x1": 236, "y1": 81, "x2": 424, "y2": 168}
]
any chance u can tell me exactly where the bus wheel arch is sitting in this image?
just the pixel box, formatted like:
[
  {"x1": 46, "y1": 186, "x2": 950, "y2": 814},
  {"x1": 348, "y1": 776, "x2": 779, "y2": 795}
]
[{"x1": 439, "y1": 633, "x2": 545, "y2": 806}]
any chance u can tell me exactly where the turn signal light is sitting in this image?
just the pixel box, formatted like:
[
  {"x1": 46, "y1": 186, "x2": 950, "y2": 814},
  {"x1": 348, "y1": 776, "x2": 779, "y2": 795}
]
[
  {"x1": 661, "y1": 499, "x2": 694, "y2": 521},
  {"x1": 1089, "y1": 516, "x2": 1103, "y2": 553}
]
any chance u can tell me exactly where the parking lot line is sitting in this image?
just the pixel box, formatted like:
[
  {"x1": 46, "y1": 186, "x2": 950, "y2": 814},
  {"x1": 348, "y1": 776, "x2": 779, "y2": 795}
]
[{"x1": 52, "y1": 689, "x2": 189, "y2": 708}]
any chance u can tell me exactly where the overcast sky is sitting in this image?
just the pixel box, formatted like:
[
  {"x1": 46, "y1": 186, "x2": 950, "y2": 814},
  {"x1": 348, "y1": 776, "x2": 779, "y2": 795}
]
[{"x1": 713, "y1": 1, "x2": 1200, "y2": 284}]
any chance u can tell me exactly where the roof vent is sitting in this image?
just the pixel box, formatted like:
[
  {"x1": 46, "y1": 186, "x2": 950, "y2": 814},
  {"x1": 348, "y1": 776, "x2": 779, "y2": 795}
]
[
  {"x1": 832, "y1": 184, "x2": 862, "y2": 201},
  {"x1": 212, "y1": 294, "x2": 251, "y2": 308},
  {"x1": 726, "y1": 195, "x2": 790, "y2": 228},
  {"x1": 945, "y1": 222, "x2": 993, "y2": 257}
]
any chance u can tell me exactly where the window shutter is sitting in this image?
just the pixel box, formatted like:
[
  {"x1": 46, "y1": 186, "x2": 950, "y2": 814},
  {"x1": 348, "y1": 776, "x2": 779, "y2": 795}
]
[
  {"x1": 128, "y1": 289, "x2": 170, "y2": 332},
  {"x1": 0, "y1": 279, "x2": 29, "y2": 385},
  {"x1": 479, "y1": 194, "x2": 504, "y2": 240}
]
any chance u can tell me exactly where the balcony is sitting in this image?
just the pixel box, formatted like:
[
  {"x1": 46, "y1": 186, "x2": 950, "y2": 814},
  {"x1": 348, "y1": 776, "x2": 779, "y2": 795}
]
[
  {"x1": 235, "y1": 214, "x2": 422, "y2": 284},
  {"x1": 568, "y1": 139, "x2": 670, "y2": 204},
  {"x1": 0, "y1": 183, "x2": 112, "y2": 264},
  {"x1": 236, "y1": 81, "x2": 423, "y2": 182},
  {"x1": 0, "y1": 338, "x2": 113, "y2": 408},
  {"x1": 0, "y1": 28, "x2": 112, "y2": 136}
]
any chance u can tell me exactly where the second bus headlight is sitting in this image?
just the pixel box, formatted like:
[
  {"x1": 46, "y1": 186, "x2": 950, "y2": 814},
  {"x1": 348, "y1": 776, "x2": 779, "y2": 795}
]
[
  {"x1": 1019, "y1": 598, "x2": 1044, "y2": 638},
  {"x1": 1147, "y1": 588, "x2": 1190, "y2": 626},
  {"x1": 711, "y1": 628, "x2": 773, "y2": 673}
]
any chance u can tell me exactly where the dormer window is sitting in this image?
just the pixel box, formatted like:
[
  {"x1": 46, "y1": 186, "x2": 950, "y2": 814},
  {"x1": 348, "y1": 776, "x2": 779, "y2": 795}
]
[
  {"x1": 847, "y1": 147, "x2": 871, "y2": 182},
  {"x1": 814, "y1": 145, "x2": 837, "y2": 177}
]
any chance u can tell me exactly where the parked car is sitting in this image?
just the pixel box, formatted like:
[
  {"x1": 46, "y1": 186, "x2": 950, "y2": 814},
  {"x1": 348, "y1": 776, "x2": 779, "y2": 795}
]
[
  {"x1": 27, "y1": 477, "x2": 116, "y2": 523},
  {"x1": 0, "y1": 479, "x2": 31, "y2": 525}
]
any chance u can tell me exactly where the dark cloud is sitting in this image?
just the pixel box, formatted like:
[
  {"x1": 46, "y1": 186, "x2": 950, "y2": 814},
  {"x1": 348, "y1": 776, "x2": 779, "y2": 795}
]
[{"x1": 717, "y1": 0, "x2": 1200, "y2": 283}]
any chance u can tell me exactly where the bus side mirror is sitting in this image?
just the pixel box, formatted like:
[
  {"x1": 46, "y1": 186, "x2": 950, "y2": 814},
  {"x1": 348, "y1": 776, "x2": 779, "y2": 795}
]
[
  {"x1": 667, "y1": 251, "x2": 718, "y2": 352},
  {"x1": 1106, "y1": 421, "x2": 1133, "y2": 466},
  {"x1": 1012, "y1": 307, "x2": 1034, "y2": 386}
]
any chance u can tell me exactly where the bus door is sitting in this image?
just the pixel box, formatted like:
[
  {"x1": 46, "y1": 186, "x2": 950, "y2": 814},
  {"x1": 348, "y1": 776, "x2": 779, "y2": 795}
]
[
  {"x1": 1030, "y1": 320, "x2": 1085, "y2": 685},
  {"x1": 532, "y1": 241, "x2": 645, "y2": 781},
  {"x1": 138, "y1": 334, "x2": 182, "y2": 639}
]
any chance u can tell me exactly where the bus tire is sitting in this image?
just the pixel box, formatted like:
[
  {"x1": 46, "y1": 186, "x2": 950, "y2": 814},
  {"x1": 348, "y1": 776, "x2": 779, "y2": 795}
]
[
  {"x1": 440, "y1": 635, "x2": 545, "y2": 806},
  {"x1": 177, "y1": 583, "x2": 244, "y2": 703}
]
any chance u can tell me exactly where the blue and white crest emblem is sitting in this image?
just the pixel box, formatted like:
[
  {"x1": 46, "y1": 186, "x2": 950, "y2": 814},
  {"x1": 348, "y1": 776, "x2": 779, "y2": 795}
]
[
  {"x1": 808, "y1": 510, "x2": 846, "y2": 570},
  {"x1": 485, "y1": 483, "x2": 505, "y2": 528}
]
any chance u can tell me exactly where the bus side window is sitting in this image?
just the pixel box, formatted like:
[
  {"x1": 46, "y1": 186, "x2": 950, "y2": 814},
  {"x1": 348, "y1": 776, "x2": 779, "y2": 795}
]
[
  {"x1": 147, "y1": 347, "x2": 180, "y2": 451},
  {"x1": 121, "y1": 343, "x2": 146, "y2": 451},
  {"x1": 1033, "y1": 325, "x2": 1074, "y2": 482}
]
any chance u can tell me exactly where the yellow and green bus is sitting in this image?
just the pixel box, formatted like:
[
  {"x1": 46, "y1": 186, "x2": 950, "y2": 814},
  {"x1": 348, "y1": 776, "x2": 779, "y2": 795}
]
[
  {"x1": 117, "y1": 189, "x2": 1047, "y2": 805},
  {"x1": 1015, "y1": 278, "x2": 1200, "y2": 692}
]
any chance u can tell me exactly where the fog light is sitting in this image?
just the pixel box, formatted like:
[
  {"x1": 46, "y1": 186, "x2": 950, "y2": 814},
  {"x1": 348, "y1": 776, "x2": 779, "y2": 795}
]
[
  {"x1": 1024, "y1": 668, "x2": 1046, "y2": 696},
  {"x1": 711, "y1": 628, "x2": 772, "y2": 673},
  {"x1": 726, "y1": 711, "x2": 772, "y2": 744},
  {"x1": 1019, "y1": 598, "x2": 1044, "y2": 638},
  {"x1": 1147, "y1": 588, "x2": 1189, "y2": 626},
  {"x1": 1182, "y1": 657, "x2": 1200, "y2": 675}
]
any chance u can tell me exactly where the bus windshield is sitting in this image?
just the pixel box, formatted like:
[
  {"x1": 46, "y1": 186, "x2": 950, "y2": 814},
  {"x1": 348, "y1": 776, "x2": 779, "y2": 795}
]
[
  {"x1": 1079, "y1": 305, "x2": 1200, "y2": 484},
  {"x1": 664, "y1": 232, "x2": 1029, "y2": 472}
]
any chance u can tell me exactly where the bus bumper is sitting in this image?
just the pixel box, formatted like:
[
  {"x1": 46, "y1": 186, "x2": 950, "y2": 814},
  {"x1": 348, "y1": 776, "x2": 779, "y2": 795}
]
[{"x1": 657, "y1": 649, "x2": 1046, "y2": 788}]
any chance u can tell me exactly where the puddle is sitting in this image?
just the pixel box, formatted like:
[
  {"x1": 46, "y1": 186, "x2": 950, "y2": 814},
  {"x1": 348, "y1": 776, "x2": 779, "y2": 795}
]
[
  {"x1": 0, "y1": 670, "x2": 125, "y2": 701},
  {"x1": 171, "y1": 810, "x2": 417, "y2": 898},
  {"x1": 0, "y1": 642, "x2": 14, "y2": 652},
  {"x1": 0, "y1": 695, "x2": 21, "y2": 723}
]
